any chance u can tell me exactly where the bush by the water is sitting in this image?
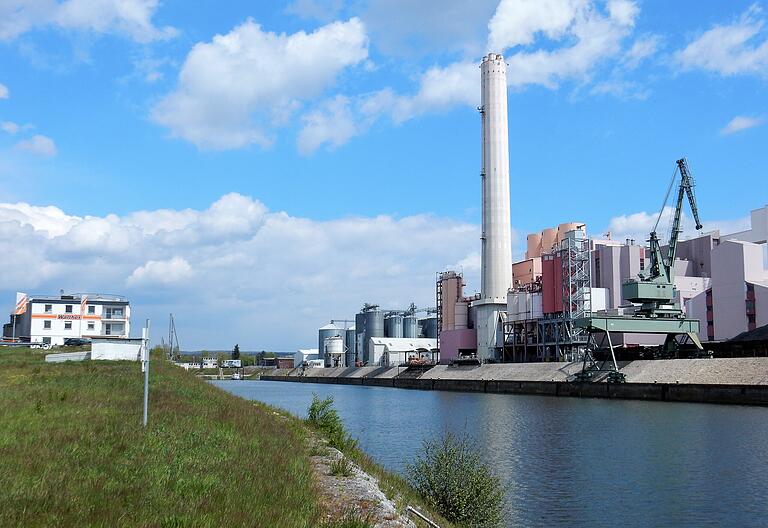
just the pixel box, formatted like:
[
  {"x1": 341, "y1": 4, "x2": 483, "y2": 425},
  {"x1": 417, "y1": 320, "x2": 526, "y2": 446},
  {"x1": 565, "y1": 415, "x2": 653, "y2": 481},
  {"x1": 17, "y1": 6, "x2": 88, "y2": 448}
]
[
  {"x1": 307, "y1": 394, "x2": 358, "y2": 452},
  {"x1": 406, "y1": 432, "x2": 505, "y2": 528}
]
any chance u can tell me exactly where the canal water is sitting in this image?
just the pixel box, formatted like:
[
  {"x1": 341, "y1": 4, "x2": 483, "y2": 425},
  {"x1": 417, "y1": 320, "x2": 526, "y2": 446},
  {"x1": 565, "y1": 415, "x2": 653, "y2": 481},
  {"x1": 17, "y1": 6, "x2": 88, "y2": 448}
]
[{"x1": 212, "y1": 380, "x2": 768, "y2": 527}]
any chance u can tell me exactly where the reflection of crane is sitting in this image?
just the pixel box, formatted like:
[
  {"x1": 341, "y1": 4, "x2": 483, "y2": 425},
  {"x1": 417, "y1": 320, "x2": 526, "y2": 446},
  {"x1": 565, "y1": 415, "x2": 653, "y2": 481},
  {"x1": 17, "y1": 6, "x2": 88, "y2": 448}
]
[
  {"x1": 575, "y1": 158, "x2": 707, "y2": 382},
  {"x1": 623, "y1": 158, "x2": 703, "y2": 316}
]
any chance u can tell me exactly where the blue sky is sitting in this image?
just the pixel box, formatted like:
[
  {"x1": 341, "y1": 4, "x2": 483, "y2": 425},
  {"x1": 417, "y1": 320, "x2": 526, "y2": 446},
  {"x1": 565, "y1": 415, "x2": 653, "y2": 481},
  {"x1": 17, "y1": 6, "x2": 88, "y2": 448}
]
[{"x1": 0, "y1": 0, "x2": 766, "y2": 349}]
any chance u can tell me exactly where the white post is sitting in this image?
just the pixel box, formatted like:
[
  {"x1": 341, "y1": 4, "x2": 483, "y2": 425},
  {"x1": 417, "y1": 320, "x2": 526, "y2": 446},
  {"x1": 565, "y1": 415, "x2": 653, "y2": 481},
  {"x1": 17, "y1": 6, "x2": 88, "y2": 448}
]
[{"x1": 142, "y1": 319, "x2": 151, "y2": 427}]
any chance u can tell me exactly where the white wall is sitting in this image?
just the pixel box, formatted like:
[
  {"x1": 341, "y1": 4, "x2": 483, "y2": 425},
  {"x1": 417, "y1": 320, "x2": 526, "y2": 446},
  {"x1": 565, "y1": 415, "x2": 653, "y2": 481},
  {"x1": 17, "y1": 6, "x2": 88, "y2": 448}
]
[{"x1": 91, "y1": 340, "x2": 141, "y2": 361}]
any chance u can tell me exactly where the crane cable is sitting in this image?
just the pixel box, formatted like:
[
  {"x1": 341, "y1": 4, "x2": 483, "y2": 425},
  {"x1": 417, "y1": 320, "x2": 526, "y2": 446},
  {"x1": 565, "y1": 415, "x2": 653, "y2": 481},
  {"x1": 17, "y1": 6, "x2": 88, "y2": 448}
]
[{"x1": 652, "y1": 164, "x2": 680, "y2": 234}]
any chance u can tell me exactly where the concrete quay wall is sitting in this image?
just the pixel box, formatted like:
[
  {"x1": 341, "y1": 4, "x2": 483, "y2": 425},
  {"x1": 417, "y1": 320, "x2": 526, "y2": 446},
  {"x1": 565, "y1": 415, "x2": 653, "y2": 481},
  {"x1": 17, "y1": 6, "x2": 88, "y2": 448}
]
[{"x1": 263, "y1": 358, "x2": 768, "y2": 406}]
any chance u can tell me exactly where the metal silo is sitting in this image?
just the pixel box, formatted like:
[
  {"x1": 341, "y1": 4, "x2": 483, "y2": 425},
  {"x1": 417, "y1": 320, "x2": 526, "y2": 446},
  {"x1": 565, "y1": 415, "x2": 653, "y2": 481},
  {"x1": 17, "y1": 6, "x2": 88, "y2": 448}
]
[
  {"x1": 318, "y1": 322, "x2": 343, "y2": 363},
  {"x1": 363, "y1": 309, "x2": 384, "y2": 364},
  {"x1": 384, "y1": 313, "x2": 403, "y2": 338},
  {"x1": 403, "y1": 315, "x2": 418, "y2": 338},
  {"x1": 345, "y1": 326, "x2": 356, "y2": 367},
  {"x1": 421, "y1": 316, "x2": 438, "y2": 338},
  {"x1": 355, "y1": 312, "x2": 366, "y2": 363},
  {"x1": 324, "y1": 336, "x2": 344, "y2": 367}
]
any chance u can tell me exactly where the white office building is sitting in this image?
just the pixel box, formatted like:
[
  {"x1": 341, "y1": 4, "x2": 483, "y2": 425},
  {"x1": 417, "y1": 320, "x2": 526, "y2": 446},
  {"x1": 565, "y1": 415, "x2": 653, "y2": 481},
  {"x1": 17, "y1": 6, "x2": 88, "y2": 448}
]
[{"x1": 5, "y1": 293, "x2": 131, "y2": 347}]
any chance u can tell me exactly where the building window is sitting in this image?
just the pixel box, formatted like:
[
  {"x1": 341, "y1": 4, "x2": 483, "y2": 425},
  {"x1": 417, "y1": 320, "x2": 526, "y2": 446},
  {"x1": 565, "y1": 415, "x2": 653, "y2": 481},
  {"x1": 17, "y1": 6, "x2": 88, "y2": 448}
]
[
  {"x1": 44, "y1": 304, "x2": 52, "y2": 313},
  {"x1": 44, "y1": 320, "x2": 51, "y2": 329},
  {"x1": 65, "y1": 305, "x2": 73, "y2": 313},
  {"x1": 42, "y1": 337, "x2": 51, "y2": 345},
  {"x1": 64, "y1": 321, "x2": 72, "y2": 330},
  {"x1": 88, "y1": 305, "x2": 95, "y2": 314},
  {"x1": 87, "y1": 322, "x2": 95, "y2": 331},
  {"x1": 105, "y1": 324, "x2": 111, "y2": 335}
]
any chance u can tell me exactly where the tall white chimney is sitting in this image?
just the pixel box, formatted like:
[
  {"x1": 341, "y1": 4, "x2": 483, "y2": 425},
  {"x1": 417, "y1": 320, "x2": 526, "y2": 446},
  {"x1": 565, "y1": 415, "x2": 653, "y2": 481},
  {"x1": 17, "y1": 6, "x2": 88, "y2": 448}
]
[{"x1": 480, "y1": 53, "x2": 512, "y2": 303}]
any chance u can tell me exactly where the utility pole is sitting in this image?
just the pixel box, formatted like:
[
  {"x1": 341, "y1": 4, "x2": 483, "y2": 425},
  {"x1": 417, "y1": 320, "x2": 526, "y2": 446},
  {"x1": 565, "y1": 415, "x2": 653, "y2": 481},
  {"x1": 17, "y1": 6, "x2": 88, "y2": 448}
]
[{"x1": 142, "y1": 319, "x2": 151, "y2": 427}]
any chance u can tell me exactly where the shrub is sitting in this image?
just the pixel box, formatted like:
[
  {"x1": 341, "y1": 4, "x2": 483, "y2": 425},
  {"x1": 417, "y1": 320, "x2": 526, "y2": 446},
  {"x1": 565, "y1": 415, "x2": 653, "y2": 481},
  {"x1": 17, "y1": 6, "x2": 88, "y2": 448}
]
[
  {"x1": 329, "y1": 456, "x2": 354, "y2": 477},
  {"x1": 406, "y1": 432, "x2": 505, "y2": 528},
  {"x1": 306, "y1": 395, "x2": 358, "y2": 452}
]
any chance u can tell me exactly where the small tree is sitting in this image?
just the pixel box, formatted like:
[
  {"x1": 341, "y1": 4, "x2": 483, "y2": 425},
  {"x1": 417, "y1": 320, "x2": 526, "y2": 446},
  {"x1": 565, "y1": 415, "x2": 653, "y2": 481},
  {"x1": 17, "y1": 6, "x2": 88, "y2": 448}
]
[
  {"x1": 232, "y1": 344, "x2": 240, "y2": 360},
  {"x1": 407, "y1": 432, "x2": 505, "y2": 528}
]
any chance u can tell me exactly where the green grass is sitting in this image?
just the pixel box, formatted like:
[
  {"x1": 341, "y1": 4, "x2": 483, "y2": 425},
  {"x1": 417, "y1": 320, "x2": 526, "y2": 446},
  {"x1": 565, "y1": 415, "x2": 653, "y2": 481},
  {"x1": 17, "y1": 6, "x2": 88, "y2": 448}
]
[{"x1": 0, "y1": 348, "x2": 319, "y2": 527}]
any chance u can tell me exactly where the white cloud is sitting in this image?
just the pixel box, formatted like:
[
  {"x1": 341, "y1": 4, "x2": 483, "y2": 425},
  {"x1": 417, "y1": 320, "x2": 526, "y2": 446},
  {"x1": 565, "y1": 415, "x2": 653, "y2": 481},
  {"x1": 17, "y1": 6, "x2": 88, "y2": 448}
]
[
  {"x1": 488, "y1": 0, "x2": 586, "y2": 51},
  {"x1": 1, "y1": 121, "x2": 20, "y2": 134},
  {"x1": 721, "y1": 115, "x2": 764, "y2": 135},
  {"x1": 502, "y1": 0, "x2": 640, "y2": 88},
  {"x1": 605, "y1": 206, "x2": 751, "y2": 246},
  {"x1": 127, "y1": 257, "x2": 193, "y2": 287},
  {"x1": 0, "y1": 0, "x2": 177, "y2": 42},
  {"x1": 14, "y1": 134, "x2": 58, "y2": 157},
  {"x1": 0, "y1": 193, "x2": 480, "y2": 349},
  {"x1": 0, "y1": 83, "x2": 8, "y2": 99},
  {"x1": 0, "y1": 202, "x2": 80, "y2": 237},
  {"x1": 675, "y1": 4, "x2": 768, "y2": 77},
  {"x1": 622, "y1": 34, "x2": 662, "y2": 70},
  {"x1": 151, "y1": 17, "x2": 368, "y2": 150},
  {"x1": 297, "y1": 95, "x2": 358, "y2": 154}
]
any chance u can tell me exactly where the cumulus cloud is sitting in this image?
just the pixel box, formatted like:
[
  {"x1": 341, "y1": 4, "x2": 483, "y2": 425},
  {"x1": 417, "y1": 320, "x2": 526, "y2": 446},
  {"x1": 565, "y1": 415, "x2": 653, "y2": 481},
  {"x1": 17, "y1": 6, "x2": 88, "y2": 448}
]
[
  {"x1": 151, "y1": 17, "x2": 368, "y2": 150},
  {"x1": 605, "y1": 206, "x2": 751, "y2": 246},
  {"x1": 0, "y1": 193, "x2": 480, "y2": 349},
  {"x1": 127, "y1": 257, "x2": 193, "y2": 287},
  {"x1": 0, "y1": 83, "x2": 8, "y2": 99},
  {"x1": 675, "y1": 4, "x2": 768, "y2": 77},
  {"x1": 14, "y1": 134, "x2": 57, "y2": 157},
  {"x1": 0, "y1": 0, "x2": 177, "y2": 42},
  {"x1": 721, "y1": 115, "x2": 764, "y2": 135},
  {"x1": 297, "y1": 95, "x2": 358, "y2": 154}
]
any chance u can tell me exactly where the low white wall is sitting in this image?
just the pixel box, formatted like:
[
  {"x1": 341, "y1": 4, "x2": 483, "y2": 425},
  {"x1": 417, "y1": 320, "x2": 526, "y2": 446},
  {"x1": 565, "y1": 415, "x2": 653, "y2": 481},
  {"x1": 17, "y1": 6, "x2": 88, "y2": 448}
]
[{"x1": 91, "y1": 340, "x2": 142, "y2": 361}]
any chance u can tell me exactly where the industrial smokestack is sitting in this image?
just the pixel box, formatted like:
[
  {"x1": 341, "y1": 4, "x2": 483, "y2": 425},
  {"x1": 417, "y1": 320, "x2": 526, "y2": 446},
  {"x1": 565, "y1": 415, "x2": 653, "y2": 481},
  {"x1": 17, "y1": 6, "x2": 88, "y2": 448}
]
[{"x1": 480, "y1": 53, "x2": 512, "y2": 302}]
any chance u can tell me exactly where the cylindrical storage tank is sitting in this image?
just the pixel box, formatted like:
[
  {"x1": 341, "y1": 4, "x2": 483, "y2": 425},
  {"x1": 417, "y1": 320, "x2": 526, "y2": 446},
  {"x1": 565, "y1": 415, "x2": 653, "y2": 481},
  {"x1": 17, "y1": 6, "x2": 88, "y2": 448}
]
[
  {"x1": 403, "y1": 315, "x2": 418, "y2": 338},
  {"x1": 363, "y1": 309, "x2": 384, "y2": 364},
  {"x1": 421, "y1": 316, "x2": 438, "y2": 338},
  {"x1": 345, "y1": 327, "x2": 356, "y2": 367},
  {"x1": 557, "y1": 222, "x2": 581, "y2": 243},
  {"x1": 355, "y1": 312, "x2": 366, "y2": 362},
  {"x1": 526, "y1": 233, "x2": 542, "y2": 259},
  {"x1": 384, "y1": 314, "x2": 403, "y2": 338},
  {"x1": 324, "y1": 336, "x2": 344, "y2": 367},
  {"x1": 541, "y1": 228, "x2": 557, "y2": 254},
  {"x1": 318, "y1": 323, "x2": 343, "y2": 363}
]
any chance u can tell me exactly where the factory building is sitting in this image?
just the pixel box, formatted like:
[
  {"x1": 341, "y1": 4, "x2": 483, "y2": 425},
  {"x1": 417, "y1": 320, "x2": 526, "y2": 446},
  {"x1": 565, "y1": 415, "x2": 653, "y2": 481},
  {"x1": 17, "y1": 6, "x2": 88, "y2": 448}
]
[
  {"x1": 310, "y1": 47, "x2": 766, "y2": 366},
  {"x1": 686, "y1": 239, "x2": 768, "y2": 342},
  {"x1": 4, "y1": 293, "x2": 131, "y2": 347},
  {"x1": 368, "y1": 337, "x2": 438, "y2": 367},
  {"x1": 317, "y1": 305, "x2": 438, "y2": 368}
]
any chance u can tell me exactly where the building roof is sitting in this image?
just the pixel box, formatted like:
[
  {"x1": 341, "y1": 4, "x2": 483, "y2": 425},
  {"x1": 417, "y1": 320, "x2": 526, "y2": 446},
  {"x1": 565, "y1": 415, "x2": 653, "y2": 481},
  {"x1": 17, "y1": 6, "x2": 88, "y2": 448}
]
[
  {"x1": 297, "y1": 348, "x2": 319, "y2": 354},
  {"x1": 369, "y1": 337, "x2": 437, "y2": 352}
]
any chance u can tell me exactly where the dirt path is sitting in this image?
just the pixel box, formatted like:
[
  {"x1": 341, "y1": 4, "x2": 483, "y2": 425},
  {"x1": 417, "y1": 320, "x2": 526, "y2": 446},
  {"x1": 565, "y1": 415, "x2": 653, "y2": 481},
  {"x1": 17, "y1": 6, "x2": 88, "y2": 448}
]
[{"x1": 309, "y1": 439, "x2": 417, "y2": 527}]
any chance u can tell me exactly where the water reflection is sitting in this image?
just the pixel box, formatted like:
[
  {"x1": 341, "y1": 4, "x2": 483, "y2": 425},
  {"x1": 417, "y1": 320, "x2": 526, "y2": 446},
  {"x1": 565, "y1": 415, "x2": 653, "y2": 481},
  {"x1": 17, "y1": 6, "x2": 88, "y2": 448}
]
[{"x1": 213, "y1": 380, "x2": 768, "y2": 528}]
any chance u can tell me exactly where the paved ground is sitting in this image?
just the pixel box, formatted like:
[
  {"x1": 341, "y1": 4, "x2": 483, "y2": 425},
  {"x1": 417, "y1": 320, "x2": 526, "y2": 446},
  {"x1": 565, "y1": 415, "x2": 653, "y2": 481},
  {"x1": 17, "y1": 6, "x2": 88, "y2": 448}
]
[{"x1": 275, "y1": 357, "x2": 768, "y2": 385}]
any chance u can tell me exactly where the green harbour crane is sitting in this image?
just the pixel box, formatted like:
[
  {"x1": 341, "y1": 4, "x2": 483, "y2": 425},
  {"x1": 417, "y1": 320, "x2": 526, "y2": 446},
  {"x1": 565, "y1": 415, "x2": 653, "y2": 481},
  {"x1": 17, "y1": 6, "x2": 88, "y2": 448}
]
[
  {"x1": 574, "y1": 158, "x2": 706, "y2": 382},
  {"x1": 622, "y1": 158, "x2": 703, "y2": 317}
]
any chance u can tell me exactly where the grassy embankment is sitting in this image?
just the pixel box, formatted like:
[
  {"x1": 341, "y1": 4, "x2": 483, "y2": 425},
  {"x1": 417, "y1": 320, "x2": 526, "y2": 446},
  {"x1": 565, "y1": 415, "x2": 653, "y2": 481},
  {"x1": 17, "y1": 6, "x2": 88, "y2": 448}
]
[
  {"x1": 0, "y1": 348, "x2": 454, "y2": 527},
  {"x1": 0, "y1": 347, "x2": 318, "y2": 527}
]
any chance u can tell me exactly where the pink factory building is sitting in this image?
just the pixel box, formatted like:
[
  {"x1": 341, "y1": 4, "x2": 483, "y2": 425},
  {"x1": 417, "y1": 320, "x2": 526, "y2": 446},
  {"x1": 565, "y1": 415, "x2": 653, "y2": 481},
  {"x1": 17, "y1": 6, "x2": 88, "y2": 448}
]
[{"x1": 436, "y1": 204, "x2": 768, "y2": 360}]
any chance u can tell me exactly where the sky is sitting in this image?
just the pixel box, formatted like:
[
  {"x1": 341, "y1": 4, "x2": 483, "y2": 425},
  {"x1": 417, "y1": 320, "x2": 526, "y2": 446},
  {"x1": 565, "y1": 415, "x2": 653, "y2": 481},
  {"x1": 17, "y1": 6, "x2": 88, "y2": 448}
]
[{"x1": 0, "y1": 0, "x2": 766, "y2": 350}]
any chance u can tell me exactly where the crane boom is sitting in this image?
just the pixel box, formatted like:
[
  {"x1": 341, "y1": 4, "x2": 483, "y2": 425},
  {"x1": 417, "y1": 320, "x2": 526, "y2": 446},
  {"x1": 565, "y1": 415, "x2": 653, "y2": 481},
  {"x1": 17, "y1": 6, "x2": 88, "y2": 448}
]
[
  {"x1": 622, "y1": 157, "x2": 704, "y2": 313},
  {"x1": 667, "y1": 158, "x2": 703, "y2": 268}
]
